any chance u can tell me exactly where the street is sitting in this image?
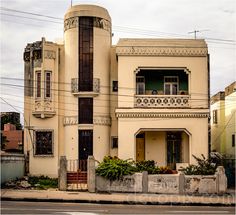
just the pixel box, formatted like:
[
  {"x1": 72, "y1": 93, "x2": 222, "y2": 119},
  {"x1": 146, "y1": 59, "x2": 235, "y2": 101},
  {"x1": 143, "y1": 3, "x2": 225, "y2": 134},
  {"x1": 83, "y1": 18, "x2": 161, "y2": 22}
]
[{"x1": 1, "y1": 201, "x2": 235, "y2": 214}]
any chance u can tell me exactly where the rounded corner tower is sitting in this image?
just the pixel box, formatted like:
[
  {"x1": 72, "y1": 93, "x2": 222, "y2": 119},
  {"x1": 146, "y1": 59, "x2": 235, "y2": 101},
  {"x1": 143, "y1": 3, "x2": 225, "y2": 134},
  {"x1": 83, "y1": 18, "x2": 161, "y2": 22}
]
[{"x1": 63, "y1": 4, "x2": 112, "y2": 166}]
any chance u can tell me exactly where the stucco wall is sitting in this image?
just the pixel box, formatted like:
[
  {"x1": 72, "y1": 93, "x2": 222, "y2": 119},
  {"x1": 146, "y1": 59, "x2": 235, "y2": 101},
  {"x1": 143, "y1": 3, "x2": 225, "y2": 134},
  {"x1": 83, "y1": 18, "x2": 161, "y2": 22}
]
[
  {"x1": 145, "y1": 131, "x2": 166, "y2": 166},
  {"x1": 1, "y1": 154, "x2": 25, "y2": 184},
  {"x1": 117, "y1": 114, "x2": 208, "y2": 164}
]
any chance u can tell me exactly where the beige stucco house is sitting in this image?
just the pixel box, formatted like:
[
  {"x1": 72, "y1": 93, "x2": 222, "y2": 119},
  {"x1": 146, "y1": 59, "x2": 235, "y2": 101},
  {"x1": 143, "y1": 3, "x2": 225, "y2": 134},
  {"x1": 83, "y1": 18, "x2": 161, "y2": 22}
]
[
  {"x1": 211, "y1": 81, "x2": 236, "y2": 158},
  {"x1": 24, "y1": 4, "x2": 210, "y2": 177}
]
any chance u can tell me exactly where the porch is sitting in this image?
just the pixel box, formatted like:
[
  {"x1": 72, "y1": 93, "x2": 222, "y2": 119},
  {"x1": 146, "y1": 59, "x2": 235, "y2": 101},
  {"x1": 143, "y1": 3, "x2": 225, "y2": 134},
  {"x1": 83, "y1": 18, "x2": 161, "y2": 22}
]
[{"x1": 135, "y1": 130, "x2": 190, "y2": 170}]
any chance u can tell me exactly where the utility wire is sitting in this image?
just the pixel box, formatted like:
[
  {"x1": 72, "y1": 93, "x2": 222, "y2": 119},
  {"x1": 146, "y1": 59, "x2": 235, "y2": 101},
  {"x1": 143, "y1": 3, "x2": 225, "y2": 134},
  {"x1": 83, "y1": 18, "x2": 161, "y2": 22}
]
[{"x1": 1, "y1": 7, "x2": 235, "y2": 44}]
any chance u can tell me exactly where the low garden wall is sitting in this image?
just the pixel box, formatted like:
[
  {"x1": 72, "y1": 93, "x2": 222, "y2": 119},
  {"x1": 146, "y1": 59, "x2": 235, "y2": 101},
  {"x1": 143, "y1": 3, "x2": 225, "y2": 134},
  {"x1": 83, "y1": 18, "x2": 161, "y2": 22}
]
[
  {"x1": 94, "y1": 168, "x2": 227, "y2": 194},
  {"x1": 58, "y1": 156, "x2": 228, "y2": 194},
  {"x1": 96, "y1": 173, "x2": 143, "y2": 193},
  {"x1": 1, "y1": 153, "x2": 25, "y2": 184}
]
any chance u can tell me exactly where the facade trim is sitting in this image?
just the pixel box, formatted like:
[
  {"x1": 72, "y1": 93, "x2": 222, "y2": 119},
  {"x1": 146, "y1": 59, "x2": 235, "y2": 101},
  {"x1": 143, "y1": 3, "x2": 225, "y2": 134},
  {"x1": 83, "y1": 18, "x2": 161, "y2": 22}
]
[
  {"x1": 64, "y1": 16, "x2": 111, "y2": 32},
  {"x1": 116, "y1": 112, "x2": 209, "y2": 118},
  {"x1": 116, "y1": 46, "x2": 208, "y2": 57}
]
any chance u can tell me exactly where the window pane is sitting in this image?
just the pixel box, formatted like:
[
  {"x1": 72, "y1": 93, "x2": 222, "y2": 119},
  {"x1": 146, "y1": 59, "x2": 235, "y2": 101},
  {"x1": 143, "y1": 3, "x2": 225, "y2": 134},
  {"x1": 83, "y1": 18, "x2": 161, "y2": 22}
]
[
  {"x1": 112, "y1": 81, "x2": 118, "y2": 92},
  {"x1": 79, "y1": 98, "x2": 93, "y2": 124},
  {"x1": 172, "y1": 84, "x2": 178, "y2": 95},
  {"x1": 165, "y1": 84, "x2": 171, "y2": 95},
  {"x1": 35, "y1": 131, "x2": 53, "y2": 155},
  {"x1": 36, "y1": 72, "x2": 41, "y2": 98},
  {"x1": 45, "y1": 72, "x2": 51, "y2": 98}
]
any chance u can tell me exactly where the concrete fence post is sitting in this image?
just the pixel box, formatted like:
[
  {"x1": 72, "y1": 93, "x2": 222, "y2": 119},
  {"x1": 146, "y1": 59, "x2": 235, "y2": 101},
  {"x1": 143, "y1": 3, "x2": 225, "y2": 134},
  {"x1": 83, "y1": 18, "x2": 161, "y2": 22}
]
[
  {"x1": 142, "y1": 171, "x2": 148, "y2": 193},
  {"x1": 179, "y1": 172, "x2": 185, "y2": 194},
  {"x1": 58, "y1": 156, "x2": 67, "y2": 191},
  {"x1": 216, "y1": 166, "x2": 227, "y2": 194},
  {"x1": 87, "y1": 156, "x2": 95, "y2": 193}
]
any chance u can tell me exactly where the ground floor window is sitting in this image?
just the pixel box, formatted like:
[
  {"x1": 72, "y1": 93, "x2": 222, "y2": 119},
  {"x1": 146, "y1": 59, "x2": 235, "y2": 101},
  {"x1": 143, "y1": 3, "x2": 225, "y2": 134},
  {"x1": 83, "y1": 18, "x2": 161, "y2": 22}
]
[{"x1": 34, "y1": 130, "x2": 53, "y2": 155}]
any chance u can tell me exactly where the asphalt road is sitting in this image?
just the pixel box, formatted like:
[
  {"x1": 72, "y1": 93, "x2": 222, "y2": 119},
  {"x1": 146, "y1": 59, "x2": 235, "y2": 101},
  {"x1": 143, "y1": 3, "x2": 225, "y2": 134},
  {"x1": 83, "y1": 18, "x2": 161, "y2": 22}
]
[{"x1": 1, "y1": 201, "x2": 235, "y2": 215}]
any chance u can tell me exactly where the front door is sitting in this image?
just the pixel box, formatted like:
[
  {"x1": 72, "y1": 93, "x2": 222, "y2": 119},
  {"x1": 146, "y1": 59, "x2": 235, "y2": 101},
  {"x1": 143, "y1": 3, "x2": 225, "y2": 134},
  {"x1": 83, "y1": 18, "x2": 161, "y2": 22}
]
[
  {"x1": 79, "y1": 130, "x2": 93, "y2": 171},
  {"x1": 136, "y1": 137, "x2": 145, "y2": 161},
  {"x1": 167, "y1": 132, "x2": 181, "y2": 169}
]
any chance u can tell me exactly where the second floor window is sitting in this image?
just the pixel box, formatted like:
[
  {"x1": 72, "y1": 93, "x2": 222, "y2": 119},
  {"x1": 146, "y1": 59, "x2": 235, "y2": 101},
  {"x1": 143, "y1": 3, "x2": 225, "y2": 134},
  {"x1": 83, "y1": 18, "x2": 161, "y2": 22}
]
[
  {"x1": 164, "y1": 76, "x2": 178, "y2": 95},
  {"x1": 45, "y1": 71, "x2": 51, "y2": 98},
  {"x1": 36, "y1": 72, "x2": 41, "y2": 98},
  {"x1": 136, "y1": 76, "x2": 145, "y2": 95},
  {"x1": 79, "y1": 98, "x2": 93, "y2": 124}
]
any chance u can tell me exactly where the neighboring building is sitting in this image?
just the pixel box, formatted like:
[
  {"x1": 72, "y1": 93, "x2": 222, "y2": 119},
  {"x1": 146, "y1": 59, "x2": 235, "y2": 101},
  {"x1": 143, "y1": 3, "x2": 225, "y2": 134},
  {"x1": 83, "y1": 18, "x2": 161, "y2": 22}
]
[
  {"x1": 2, "y1": 123, "x2": 23, "y2": 152},
  {"x1": 23, "y1": 4, "x2": 210, "y2": 177},
  {"x1": 211, "y1": 81, "x2": 236, "y2": 158},
  {"x1": 1, "y1": 112, "x2": 21, "y2": 130}
]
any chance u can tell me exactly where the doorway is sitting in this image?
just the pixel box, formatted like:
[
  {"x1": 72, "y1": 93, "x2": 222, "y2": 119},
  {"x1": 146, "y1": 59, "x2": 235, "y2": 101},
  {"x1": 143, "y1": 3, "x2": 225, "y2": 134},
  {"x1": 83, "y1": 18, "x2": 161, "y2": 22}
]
[
  {"x1": 167, "y1": 132, "x2": 182, "y2": 169},
  {"x1": 79, "y1": 130, "x2": 93, "y2": 171},
  {"x1": 136, "y1": 133, "x2": 145, "y2": 161}
]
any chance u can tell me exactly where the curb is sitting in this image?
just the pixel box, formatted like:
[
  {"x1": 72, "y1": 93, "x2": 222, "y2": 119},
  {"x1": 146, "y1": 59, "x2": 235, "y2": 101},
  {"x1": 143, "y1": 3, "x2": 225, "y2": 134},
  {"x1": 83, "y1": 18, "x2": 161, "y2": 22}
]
[{"x1": 1, "y1": 197, "x2": 235, "y2": 207}]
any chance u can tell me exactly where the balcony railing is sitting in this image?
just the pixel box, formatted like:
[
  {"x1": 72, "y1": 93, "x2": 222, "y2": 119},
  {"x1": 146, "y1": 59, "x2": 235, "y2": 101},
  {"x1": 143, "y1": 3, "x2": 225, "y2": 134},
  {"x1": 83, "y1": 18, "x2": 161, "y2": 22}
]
[
  {"x1": 134, "y1": 95, "x2": 190, "y2": 108},
  {"x1": 71, "y1": 78, "x2": 100, "y2": 95},
  {"x1": 33, "y1": 98, "x2": 56, "y2": 118}
]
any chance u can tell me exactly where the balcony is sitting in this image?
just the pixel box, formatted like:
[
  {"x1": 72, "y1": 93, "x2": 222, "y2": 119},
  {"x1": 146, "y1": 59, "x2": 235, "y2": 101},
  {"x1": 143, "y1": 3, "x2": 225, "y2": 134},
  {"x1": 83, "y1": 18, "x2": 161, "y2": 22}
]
[
  {"x1": 71, "y1": 78, "x2": 100, "y2": 97},
  {"x1": 134, "y1": 95, "x2": 190, "y2": 108},
  {"x1": 32, "y1": 98, "x2": 56, "y2": 118}
]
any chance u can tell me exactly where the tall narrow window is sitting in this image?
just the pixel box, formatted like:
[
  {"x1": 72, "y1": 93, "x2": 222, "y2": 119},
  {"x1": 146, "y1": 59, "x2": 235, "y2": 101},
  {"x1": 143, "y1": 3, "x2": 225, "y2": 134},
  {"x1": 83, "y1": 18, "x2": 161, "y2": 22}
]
[
  {"x1": 79, "y1": 98, "x2": 93, "y2": 124},
  {"x1": 213, "y1": 110, "x2": 218, "y2": 124},
  {"x1": 136, "y1": 76, "x2": 145, "y2": 95},
  {"x1": 36, "y1": 72, "x2": 41, "y2": 98},
  {"x1": 45, "y1": 71, "x2": 51, "y2": 98}
]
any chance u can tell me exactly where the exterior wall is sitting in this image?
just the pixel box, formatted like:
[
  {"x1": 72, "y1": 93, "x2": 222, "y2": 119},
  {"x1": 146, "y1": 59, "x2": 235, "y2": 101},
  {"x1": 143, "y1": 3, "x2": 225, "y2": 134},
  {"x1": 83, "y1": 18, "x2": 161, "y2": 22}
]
[
  {"x1": 24, "y1": 39, "x2": 60, "y2": 177},
  {"x1": 117, "y1": 112, "x2": 208, "y2": 165},
  {"x1": 145, "y1": 131, "x2": 166, "y2": 166},
  {"x1": 109, "y1": 47, "x2": 118, "y2": 157},
  {"x1": 2, "y1": 124, "x2": 23, "y2": 150},
  {"x1": 117, "y1": 55, "x2": 208, "y2": 109},
  {"x1": 224, "y1": 91, "x2": 236, "y2": 157},
  {"x1": 63, "y1": 5, "x2": 111, "y2": 162},
  {"x1": 211, "y1": 82, "x2": 236, "y2": 158},
  {"x1": 1, "y1": 153, "x2": 25, "y2": 184}
]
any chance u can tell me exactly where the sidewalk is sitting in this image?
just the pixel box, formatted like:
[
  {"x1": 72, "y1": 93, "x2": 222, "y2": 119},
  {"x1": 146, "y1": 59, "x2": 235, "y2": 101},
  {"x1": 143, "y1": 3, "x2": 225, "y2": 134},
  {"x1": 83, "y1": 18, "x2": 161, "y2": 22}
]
[{"x1": 1, "y1": 189, "x2": 235, "y2": 206}]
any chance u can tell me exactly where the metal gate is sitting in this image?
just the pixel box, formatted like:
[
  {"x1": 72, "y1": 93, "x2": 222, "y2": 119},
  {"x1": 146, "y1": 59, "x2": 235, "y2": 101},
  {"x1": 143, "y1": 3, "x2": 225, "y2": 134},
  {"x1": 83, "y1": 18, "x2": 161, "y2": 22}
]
[{"x1": 67, "y1": 159, "x2": 87, "y2": 190}]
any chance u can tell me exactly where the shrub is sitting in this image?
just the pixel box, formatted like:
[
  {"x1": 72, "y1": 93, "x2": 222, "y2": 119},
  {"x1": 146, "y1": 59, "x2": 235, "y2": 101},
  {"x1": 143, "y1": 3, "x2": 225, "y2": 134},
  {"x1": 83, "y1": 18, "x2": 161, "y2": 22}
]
[
  {"x1": 96, "y1": 156, "x2": 136, "y2": 180},
  {"x1": 135, "y1": 160, "x2": 160, "y2": 174},
  {"x1": 180, "y1": 154, "x2": 219, "y2": 175}
]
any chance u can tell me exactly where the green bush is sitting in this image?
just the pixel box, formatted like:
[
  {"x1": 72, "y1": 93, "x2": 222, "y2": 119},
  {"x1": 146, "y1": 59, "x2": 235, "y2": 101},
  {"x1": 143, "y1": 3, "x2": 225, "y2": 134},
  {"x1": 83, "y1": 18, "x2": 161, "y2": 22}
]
[
  {"x1": 96, "y1": 157, "x2": 176, "y2": 180},
  {"x1": 180, "y1": 154, "x2": 218, "y2": 175},
  {"x1": 96, "y1": 156, "x2": 136, "y2": 180},
  {"x1": 135, "y1": 160, "x2": 160, "y2": 174}
]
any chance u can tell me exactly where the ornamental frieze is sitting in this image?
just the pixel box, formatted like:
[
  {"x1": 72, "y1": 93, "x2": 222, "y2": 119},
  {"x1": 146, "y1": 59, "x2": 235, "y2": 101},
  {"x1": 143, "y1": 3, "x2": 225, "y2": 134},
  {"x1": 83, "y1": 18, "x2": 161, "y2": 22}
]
[
  {"x1": 116, "y1": 47, "x2": 208, "y2": 57},
  {"x1": 44, "y1": 50, "x2": 56, "y2": 59},
  {"x1": 63, "y1": 115, "x2": 111, "y2": 126},
  {"x1": 64, "y1": 16, "x2": 111, "y2": 32},
  {"x1": 116, "y1": 112, "x2": 209, "y2": 118}
]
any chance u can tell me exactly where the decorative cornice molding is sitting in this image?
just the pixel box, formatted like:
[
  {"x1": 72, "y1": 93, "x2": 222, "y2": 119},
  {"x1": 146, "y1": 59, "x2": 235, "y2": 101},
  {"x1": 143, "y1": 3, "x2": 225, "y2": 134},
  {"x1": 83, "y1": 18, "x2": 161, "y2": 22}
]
[
  {"x1": 64, "y1": 16, "x2": 111, "y2": 32},
  {"x1": 116, "y1": 46, "x2": 208, "y2": 57},
  {"x1": 116, "y1": 112, "x2": 209, "y2": 119}
]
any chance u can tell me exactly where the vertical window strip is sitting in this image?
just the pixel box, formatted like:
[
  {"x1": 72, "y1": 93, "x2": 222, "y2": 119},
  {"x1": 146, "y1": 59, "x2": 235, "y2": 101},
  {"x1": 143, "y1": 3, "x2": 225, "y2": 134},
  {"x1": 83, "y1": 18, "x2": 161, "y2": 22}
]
[
  {"x1": 36, "y1": 72, "x2": 41, "y2": 98},
  {"x1": 45, "y1": 71, "x2": 51, "y2": 98}
]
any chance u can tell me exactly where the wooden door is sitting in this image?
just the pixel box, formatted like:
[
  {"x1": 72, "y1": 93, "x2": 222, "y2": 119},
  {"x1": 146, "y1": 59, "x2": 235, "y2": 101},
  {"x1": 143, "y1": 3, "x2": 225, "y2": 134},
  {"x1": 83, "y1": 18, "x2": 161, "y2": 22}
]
[{"x1": 136, "y1": 138, "x2": 145, "y2": 161}]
